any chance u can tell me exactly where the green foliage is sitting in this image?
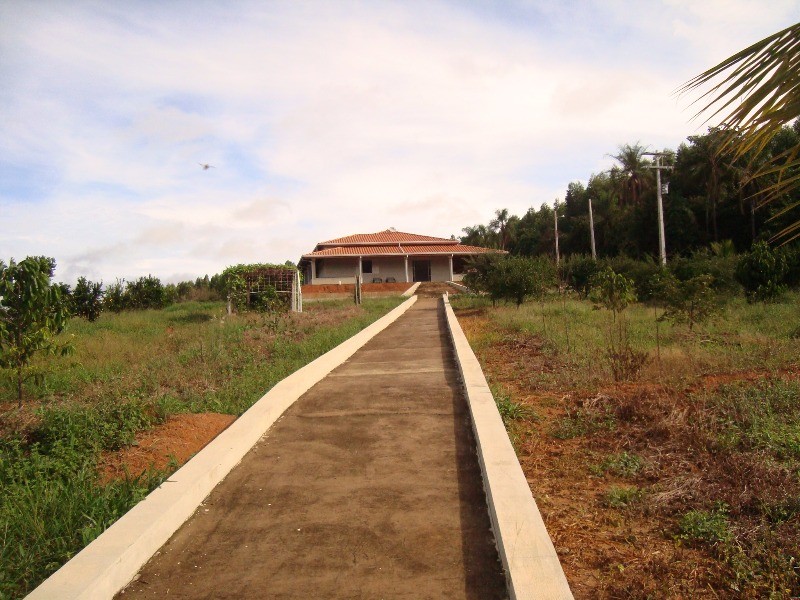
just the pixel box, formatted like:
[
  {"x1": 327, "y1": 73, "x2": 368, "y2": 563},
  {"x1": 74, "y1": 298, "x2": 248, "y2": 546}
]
[
  {"x1": 678, "y1": 505, "x2": 733, "y2": 545},
  {"x1": 494, "y1": 390, "x2": 535, "y2": 426},
  {"x1": 603, "y1": 485, "x2": 645, "y2": 508},
  {"x1": 464, "y1": 255, "x2": 555, "y2": 307},
  {"x1": 736, "y1": 241, "x2": 789, "y2": 302},
  {"x1": 657, "y1": 273, "x2": 718, "y2": 331},
  {"x1": 561, "y1": 254, "x2": 601, "y2": 298},
  {"x1": 221, "y1": 263, "x2": 297, "y2": 313},
  {"x1": 125, "y1": 275, "x2": 168, "y2": 310},
  {"x1": 707, "y1": 379, "x2": 800, "y2": 462},
  {"x1": 71, "y1": 277, "x2": 104, "y2": 321},
  {"x1": 591, "y1": 452, "x2": 644, "y2": 478},
  {"x1": 589, "y1": 267, "x2": 637, "y2": 319},
  {"x1": 0, "y1": 257, "x2": 73, "y2": 404},
  {"x1": 103, "y1": 279, "x2": 126, "y2": 313}
]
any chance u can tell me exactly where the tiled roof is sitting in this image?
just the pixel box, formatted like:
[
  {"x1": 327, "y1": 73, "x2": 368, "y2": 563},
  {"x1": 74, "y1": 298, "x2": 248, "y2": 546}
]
[
  {"x1": 302, "y1": 243, "x2": 499, "y2": 258},
  {"x1": 319, "y1": 229, "x2": 456, "y2": 246}
]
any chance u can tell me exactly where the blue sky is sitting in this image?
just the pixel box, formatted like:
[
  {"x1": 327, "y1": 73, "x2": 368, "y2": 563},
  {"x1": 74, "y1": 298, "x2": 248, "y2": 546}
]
[{"x1": 1, "y1": 0, "x2": 798, "y2": 283}]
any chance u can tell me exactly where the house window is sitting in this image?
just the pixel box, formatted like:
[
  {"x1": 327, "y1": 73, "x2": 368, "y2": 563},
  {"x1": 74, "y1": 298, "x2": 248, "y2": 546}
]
[
  {"x1": 316, "y1": 259, "x2": 324, "y2": 276},
  {"x1": 362, "y1": 259, "x2": 373, "y2": 274}
]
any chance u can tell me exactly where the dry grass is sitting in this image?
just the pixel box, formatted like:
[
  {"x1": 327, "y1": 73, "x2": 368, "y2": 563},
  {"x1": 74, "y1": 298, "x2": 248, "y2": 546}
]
[{"x1": 453, "y1": 290, "x2": 800, "y2": 599}]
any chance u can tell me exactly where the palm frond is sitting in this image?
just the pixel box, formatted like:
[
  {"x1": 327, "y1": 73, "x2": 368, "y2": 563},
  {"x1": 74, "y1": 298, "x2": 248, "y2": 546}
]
[{"x1": 679, "y1": 22, "x2": 800, "y2": 243}]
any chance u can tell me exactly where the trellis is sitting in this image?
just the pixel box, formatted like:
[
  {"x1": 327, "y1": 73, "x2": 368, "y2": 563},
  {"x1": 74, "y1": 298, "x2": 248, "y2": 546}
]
[{"x1": 225, "y1": 266, "x2": 302, "y2": 313}]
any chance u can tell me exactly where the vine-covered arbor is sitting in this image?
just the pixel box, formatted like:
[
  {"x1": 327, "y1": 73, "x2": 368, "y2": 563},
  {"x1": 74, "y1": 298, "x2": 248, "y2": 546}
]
[{"x1": 222, "y1": 264, "x2": 302, "y2": 313}]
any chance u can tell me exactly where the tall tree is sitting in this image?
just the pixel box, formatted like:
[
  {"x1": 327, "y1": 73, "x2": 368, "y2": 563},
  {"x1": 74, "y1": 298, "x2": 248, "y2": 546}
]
[{"x1": 611, "y1": 143, "x2": 650, "y2": 206}]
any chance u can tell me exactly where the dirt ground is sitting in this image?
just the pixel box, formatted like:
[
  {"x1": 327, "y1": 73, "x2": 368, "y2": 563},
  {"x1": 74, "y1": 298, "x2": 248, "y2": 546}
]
[
  {"x1": 455, "y1": 309, "x2": 800, "y2": 598},
  {"x1": 116, "y1": 299, "x2": 506, "y2": 599},
  {"x1": 98, "y1": 413, "x2": 236, "y2": 483}
]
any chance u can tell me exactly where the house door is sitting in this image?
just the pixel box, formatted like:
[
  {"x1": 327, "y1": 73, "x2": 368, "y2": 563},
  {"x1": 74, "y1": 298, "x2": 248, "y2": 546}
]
[{"x1": 412, "y1": 260, "x2": 431, "y2": 282}]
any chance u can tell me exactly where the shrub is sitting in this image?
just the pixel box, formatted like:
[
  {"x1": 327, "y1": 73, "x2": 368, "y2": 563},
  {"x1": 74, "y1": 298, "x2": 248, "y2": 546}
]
[
  {"x1": 71, "y1": 277, "x2": 103, "y2": 321},
  {"x1": 736, "y1": 241, "x2": 788, "y2": 302},
  {"x1": 589, "y1": 267, "x2": 637, "y2": 320},
  {"x1": 561, "y1": 254, "x2": 601, "y2": 298},
  {"x1": 125, "y1": 275, "x2": 168, "y2": 310},
  {"x1": 604, "y1": 485, "x2": 645, "y2": 508},
  {"x1": 658, "y1": 273, "x2": 718, "y2": 331},
  {"x1": 607, "y1": 256, "x2": 662, "y2": 300},
  {"x1": 678, "y1": 505, "x2": 732, "y2": 545}
]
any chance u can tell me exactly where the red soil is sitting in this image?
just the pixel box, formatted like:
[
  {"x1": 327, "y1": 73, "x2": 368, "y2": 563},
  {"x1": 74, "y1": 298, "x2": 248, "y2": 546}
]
[{"x1": 98, "y1": 413, "x2": 236, "y2": 483}]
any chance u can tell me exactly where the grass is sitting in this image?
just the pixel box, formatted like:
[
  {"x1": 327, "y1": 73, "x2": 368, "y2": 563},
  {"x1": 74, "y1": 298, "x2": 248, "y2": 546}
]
[
  {"x1": 0, "y1": 297, "x2": 404, "y2": 599},
  {"x1": 452, "y1": 289, "x2": 800, "y2": 598}
]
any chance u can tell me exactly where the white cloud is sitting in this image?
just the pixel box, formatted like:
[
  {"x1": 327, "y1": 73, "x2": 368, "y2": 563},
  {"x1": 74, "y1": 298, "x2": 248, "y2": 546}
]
[{"x1": 0, "y1": 0, "x2": 795, "y2": 282}]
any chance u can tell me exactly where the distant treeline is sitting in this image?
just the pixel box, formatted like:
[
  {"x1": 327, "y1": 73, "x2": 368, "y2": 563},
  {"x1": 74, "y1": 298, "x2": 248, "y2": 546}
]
[
  {"x1": 56, "y1": 262, "x2": 297, "y2": 321},
  {"x1": 461, "y1": 125, "x2": 800, "y2": 257}
]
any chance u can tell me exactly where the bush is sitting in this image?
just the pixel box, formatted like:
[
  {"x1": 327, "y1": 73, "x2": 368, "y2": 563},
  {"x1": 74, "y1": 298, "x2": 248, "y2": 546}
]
[
  {"x1": 736, "y1": 241, "x2": 788, "y2": 302},
  {"x1": 71, "y1": 277, "x2": 103, "y2": 321},
  {"x1": 670, "y1": 251, "x2": 740, "y2": 297},
  {"x1": 561, "y1": 254, "x2": 601, "y2": 298},
  {"x1": 656, "y1": 272, "x2": 718, "y2": 331},
  {"x1": 607, "y1": 256, "x2": 662, "y2": 301},
  {"x1": 125, "y1": 275, "x2": 168, "y2": 310},
  {"x1": 589, "y1": 267, "x2": 637, "y2": 319}
]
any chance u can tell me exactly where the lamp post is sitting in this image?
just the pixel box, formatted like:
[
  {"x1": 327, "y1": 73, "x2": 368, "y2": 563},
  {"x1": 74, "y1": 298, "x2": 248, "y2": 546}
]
[
  {"x1": 643, "y1": 152, "x2": 673, "y2": 266},
  {"x1": 588, "y1": 197, "x2": 597, "y2": 260}
]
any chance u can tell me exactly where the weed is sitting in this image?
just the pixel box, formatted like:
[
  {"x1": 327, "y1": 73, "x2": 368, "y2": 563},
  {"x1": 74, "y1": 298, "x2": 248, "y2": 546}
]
[
  {"x1": 603, "y1": 485, "x2": 645, "y2": 508},
  {"x1": 493, "y1": 389, "x2": 535, "y2": 426},
  {"x1": 677, "y1": 504, "x2": 733, "y2": 545},
  {"x1": 591, "y1": 452, "x2": 644, "y2": 478}
]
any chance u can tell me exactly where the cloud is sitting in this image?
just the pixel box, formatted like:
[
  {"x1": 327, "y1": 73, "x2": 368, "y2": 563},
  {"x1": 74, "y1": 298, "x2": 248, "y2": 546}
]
[{"x1": 0, "y1": 0, "x2": 795, "y2": 283}]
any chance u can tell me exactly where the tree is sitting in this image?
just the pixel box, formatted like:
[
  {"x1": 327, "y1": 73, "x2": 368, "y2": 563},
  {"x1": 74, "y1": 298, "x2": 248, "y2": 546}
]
[
  {"x1": 489, "y1": 208, "x2": 511, "y2": 251},
  {"x1": 680, "y1": 22, "x2": 800, "y2": 242},
  {"x1": 611, "y1": 143, "x2": 650, "y2": 206},
  {"x1": 71, "y1": 277, "x2": 103, "y2": 321},
  {"x1": 735, "y1": 241, "x2": 788, "y2": 301},
  {"x1": 0, "y1": 257, "x2": 72, "y2": 405},
  {"x1": 589, "y1": 267, "x2": 637, "y2": 321}
]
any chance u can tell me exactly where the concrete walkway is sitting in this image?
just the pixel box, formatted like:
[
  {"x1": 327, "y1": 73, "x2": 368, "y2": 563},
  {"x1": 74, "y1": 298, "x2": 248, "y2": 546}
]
[{"x1": 118, "y1": 298, "x2": 506, "y2": 599}]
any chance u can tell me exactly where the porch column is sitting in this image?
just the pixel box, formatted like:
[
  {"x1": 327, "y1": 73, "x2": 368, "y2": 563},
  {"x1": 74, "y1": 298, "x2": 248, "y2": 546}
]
[
  {"x1": 448, "y1": 255, "x2": 454, "y2": 281},
  {"x1": 311, "y1": 259, "x2": 317, "y2": 284},
  {"x1": 358, "y1": 256, "x2": 362, "y2": 280},
  {"x1": 404, "y1": 255, "x2": 409, "y2": 282}
]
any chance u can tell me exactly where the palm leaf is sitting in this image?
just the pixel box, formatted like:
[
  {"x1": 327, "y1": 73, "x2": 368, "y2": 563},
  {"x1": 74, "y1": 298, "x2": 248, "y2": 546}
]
[{"x1": 679, "y1": 22, "x2": 800, "y2": 243}]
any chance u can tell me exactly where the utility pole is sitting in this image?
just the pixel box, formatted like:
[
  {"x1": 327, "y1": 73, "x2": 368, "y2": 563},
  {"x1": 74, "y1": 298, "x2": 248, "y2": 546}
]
[
  {"x1": 553, "y1": 200, "x2": 560, "y2": 267},
  {"x1": 643, "y1": 152, "x2": 673, "y2": 266},
  {"x1": 588, "y1": 197, "x2": 596, "y2": 260}
]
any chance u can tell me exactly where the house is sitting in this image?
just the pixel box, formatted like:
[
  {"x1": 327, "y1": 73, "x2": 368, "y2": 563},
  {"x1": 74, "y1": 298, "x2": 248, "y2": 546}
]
[{"x1": 299, "y1": 229, "x2": 501, "y2": 285}]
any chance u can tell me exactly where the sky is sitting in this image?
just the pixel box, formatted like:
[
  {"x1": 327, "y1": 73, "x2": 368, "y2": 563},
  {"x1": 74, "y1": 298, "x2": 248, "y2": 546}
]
[{"x1": 1, "y1": 0, "x2": 798, "y2": 284}]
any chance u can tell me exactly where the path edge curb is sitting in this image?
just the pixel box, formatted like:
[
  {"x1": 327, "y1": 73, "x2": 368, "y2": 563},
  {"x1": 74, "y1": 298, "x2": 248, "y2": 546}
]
[
  {"x1": 442, "y1": 295, "x2": 574, "y2": 600},
  {"x1": 27, "y1": 296, "x2": 418, "y2": 600}
]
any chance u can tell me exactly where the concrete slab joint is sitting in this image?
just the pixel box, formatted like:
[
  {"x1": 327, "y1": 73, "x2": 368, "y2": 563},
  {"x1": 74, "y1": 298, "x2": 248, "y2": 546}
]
[
  {"x1": 442, "y1": 294, "x2": 574, "y2": 600},
  {"x1": 27, "y1": 296, "x2": 419, "y2": 600}
]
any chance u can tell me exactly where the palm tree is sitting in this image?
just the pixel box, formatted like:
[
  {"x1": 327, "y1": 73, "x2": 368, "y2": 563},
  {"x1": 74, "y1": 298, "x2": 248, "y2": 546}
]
[
  {"x1": 611, "y1": 144, "x2": 649, "y2": 206},
  {"x1": 679, "y1": 22, "x2": 800, "y2": 242},
  {"x1": 489, "y1": 208, "x2": 511, "y2": 250}
]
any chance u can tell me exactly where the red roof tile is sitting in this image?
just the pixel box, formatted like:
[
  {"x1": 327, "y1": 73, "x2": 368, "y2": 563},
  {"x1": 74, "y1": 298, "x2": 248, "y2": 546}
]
[
  {"x1": 302, "y1": 243, "x2": 500, "y2": 258},
  {"x1": 319, "y1": 229, "x2": 456, "y2": 246}
]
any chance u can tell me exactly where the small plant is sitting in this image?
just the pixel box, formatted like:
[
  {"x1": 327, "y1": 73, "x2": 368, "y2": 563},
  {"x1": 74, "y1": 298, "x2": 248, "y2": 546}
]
[
  {"x1": 604, "y1": 485, "x2": 645, "y2": 508},
  {"x1": 589, "y1": 267, "x2": 637, "y2": 321},
  {"x1": 0, "y1": 256, "x2": 73, "y2": 405},
  {"x1": 678, "y1": 504, "x2": 733, "y2": 545},
  {"x1": 659, "y1": 274, "x2": 718, "y2": 331},
  {"x1": 494, "y1": 389, "x2": 535, "y2": 426},
  {"x1": 592, "y1": 452, "x2": 644, "y2": 477}
]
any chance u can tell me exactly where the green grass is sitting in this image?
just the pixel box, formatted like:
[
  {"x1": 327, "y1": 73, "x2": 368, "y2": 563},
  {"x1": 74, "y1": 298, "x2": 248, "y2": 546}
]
[
  {"x1": 591, "y1": 452, "x2": 645, "y2": 478},
  {"x1": 453, "y1": 290, "x2": 800, "y2": 389},
  {"x1": 0, "y1": 298, "x2": 404, "y2": 598}
]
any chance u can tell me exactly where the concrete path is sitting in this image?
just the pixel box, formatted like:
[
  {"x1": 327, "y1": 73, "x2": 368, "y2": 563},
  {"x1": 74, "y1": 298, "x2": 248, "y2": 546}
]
[{"x1": 118, "y1": 298, "x2": 506, "y2": 599}]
